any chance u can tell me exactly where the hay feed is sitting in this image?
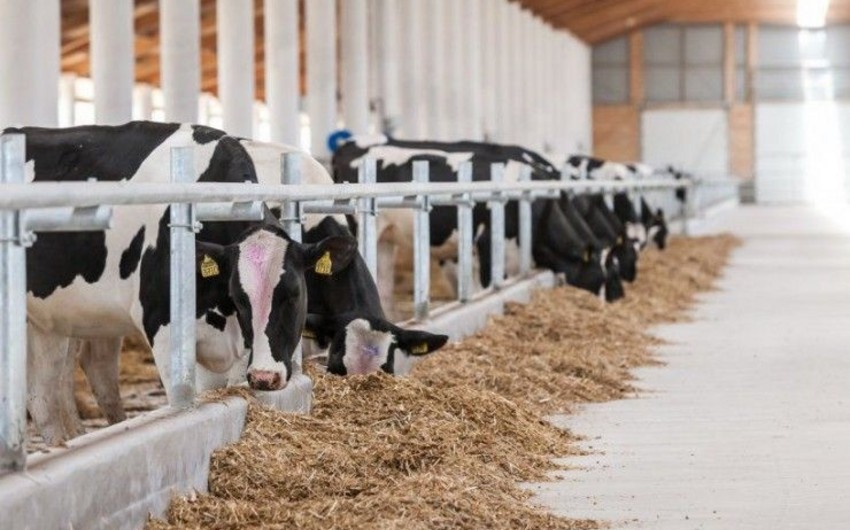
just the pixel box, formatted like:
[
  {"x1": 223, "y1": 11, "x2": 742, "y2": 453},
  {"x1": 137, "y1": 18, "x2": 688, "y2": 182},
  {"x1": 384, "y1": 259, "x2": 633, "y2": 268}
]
[
  {"x1": 148, "y1": 234, "x2": 739, "y2": 529},
  {"x1": 149, "y1": 373, "x2": 597, "y2": 530}
]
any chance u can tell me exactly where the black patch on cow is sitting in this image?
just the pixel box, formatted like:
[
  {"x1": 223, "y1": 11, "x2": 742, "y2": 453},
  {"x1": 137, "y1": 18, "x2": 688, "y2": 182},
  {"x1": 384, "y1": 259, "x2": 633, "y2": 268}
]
[
  {"x1": 26, "y1": 232, "x2": 109, "y2": 299},
  {"x1": 119, "y1": 226, "x2": 145, "y2": 279},
  {"x1": 205, "y1": 310, "x2": 227, "y2": 332},
  {"x1": 7, "y1": 121, "x2": 181, "y2": 183},
  {"x1": 192, "y1": 125, "x2": 227, "y2": 145}
]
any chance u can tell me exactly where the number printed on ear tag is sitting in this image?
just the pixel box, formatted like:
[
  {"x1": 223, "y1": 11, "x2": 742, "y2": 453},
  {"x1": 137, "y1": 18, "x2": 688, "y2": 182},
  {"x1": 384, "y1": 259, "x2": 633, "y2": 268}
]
[
  {"x1": 315, "y1": 251, "x2": 333, "y2": 276},
  {"x1": 200, "y1": 255, "x2": 220, "y2": 278},
  {"x1": 410, "y1": 343, "x2": 429, "y2": 355}
]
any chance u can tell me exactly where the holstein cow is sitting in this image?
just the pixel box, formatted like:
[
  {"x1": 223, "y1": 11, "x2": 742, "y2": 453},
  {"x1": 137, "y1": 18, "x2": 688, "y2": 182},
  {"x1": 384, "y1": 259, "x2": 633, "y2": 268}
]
[
  {"x1": 234, "y1": 138, "x2": 450, "y2": 377},
  {"x1": 55, "y1": 131, "x2": 449, "y2": 441},
  {"x1": 301, "y1": 217, "x2": 448, "y2": 376},
  {"x1": 332, "y1": 136, "x2": 607, "y2": 308},
  {"x1": 11, "y1": 122, "x2": 356, "y2": 444}
]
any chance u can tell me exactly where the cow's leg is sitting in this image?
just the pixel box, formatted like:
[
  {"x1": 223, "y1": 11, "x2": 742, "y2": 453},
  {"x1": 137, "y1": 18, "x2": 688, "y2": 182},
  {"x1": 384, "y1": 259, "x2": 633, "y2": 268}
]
[
  {"x1": 149, "y1": 327, "x2": 174, "y2": 403},
  {"x1": 27, "y1": 328, "x2": 82, "y2": 445},
  {"x1": 78, "y1": 337, "x2": 126, "y2": 424}
]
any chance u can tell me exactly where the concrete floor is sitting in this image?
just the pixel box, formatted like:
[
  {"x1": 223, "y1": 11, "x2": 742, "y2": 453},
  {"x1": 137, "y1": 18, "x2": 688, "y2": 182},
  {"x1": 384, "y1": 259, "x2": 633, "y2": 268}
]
[{"x1": 531, "y1": 205, "x2": 850, "y2": 529}]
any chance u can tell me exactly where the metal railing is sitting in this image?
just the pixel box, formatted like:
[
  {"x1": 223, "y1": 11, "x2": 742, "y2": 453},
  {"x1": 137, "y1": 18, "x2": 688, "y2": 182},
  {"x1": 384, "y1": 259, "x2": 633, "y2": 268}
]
[{"x1": 0, "y1": 132, "x2": 707, "y2": 473}]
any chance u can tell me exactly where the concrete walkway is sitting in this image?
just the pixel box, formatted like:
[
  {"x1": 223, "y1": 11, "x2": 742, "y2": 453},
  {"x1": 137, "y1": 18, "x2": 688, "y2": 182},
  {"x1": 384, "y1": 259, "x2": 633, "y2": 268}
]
[{"x1": 531, "y1": 206, "x2": 850, "y2": 529}]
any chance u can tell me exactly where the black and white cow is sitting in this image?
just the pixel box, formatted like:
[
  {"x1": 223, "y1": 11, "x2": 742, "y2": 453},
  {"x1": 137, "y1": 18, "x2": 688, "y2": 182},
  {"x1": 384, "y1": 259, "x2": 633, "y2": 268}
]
[
  {"x1": 12, "y1": 122, "x2": 356, "y2": 443},
  {"x1": 332, "y1": 136, "x2": 608, "y2": 306},
  {"x1": 301, "y1": 216, "x2": 448, "y2": 376}
]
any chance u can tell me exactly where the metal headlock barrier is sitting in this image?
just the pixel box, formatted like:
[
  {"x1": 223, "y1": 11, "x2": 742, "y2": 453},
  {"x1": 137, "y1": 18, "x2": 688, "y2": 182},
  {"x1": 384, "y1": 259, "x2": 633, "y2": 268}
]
[{"x1": 0, "y1": 131, "x2": 739, "y2": 474}]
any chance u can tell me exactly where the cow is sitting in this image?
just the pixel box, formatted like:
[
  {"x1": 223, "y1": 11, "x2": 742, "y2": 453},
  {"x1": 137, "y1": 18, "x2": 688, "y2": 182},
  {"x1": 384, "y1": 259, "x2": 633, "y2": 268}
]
[
  {"x1": 332, "y1": 137, "x2": 608, "y2": 310},
  {"x1": 301, "y1": 216, "x2": 448, "y2": 376},
  {"x1": 11, "y1": 121, "x2": 356, "y2": 444}
]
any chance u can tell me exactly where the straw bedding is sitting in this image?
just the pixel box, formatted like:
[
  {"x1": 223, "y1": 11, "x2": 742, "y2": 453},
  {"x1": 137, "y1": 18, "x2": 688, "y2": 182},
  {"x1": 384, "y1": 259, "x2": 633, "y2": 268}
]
[{"x1": 147, "y1": 234, "x2": 739, "y2": 530}]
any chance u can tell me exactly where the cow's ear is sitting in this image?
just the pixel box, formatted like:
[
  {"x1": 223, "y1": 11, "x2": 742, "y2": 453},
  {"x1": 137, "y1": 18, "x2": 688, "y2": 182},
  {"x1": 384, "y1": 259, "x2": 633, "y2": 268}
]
[
  {"x1": 302, "y1": 235, "x2": 357, "y2": 276},
  {"x1": 393, "y1": 328, "x2": 449, "y2": 356},
  {"x1": 196, "y1": 241, "x2": 229, "y2": 280}
]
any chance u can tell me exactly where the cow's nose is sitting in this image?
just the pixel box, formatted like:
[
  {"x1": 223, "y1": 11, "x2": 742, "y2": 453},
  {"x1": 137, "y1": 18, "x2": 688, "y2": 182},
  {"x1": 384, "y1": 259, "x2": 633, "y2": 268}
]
[{"x1": 247, "y1": 370, "x2": 283, "y2": 391}]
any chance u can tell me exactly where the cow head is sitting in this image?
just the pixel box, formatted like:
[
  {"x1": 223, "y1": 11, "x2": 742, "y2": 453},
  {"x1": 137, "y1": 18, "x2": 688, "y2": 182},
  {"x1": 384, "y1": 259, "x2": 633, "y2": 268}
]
[
  {"x1": 641, "y1": 200, "x2": 669, "y2": 251},
  {"x1": 197, "y1": 224, "x2": 357, "y2": 391},
  {"x1": 610, "y1": 234, "x2": 638, "y2": 282},
  {"x1": 307, "y1": 314, "x2": 449, "y2": 376},
  {"x1": 602, "y1": 248, "x2": 625, "y2": 302}
]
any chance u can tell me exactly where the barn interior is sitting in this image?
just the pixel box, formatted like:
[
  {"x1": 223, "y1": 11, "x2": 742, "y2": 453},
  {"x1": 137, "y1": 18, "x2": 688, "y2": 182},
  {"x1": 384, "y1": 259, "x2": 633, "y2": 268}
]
[{"x1": 2, "y1": 1, "x2": 850, "y2": 529}]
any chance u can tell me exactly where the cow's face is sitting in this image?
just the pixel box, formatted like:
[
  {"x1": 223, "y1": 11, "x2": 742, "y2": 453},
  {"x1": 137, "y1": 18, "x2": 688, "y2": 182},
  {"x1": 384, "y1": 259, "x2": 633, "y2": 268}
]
[
  {"x1": 197, "y1": 226, "x2": 356, "y2": 391},
  {"x1": 603, "y1": 249, "x2": 625, "y2": 302},
  {"x1": 612, "y1": 236, "x2": 638, "y2": 282},
  {"x1": 649, "y1": 209, "x2": 669, "y2": 250},
  {"x1": 316, "y1": 316, "x2": 448, "y2": 376},
  {"x1": 573, "y1": 247, "x2": 607, "y2": 297}
]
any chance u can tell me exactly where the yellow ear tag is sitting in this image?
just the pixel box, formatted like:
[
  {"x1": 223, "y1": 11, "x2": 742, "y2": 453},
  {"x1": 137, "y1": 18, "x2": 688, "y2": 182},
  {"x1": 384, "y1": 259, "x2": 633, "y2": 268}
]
[
  {"x1": 200, "y1": 255, "x2": 220, "y2": 278},
  {"x1": 583, "y1": 249, "x2": 591, "y2": 263},
  {"x1": 302, "y1": 329, "x2": 316, "y2": 340},
  {"x1": 616, "y1": 236, "x2": 624, "y2": 245},
  {"x1": 410, "y1": 343, "x2": 429, "y2": 355},
  {"x1": 314, "y1": 251, "x2": 333, "y2": 276}
]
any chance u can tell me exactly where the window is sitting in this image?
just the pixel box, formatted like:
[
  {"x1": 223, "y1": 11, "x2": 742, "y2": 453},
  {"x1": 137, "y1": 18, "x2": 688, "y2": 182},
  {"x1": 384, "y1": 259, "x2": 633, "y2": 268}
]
[
  {"x1": 645, "y1": 24, "x2": 724, "y2": 103},
  {"x1": 592, "y1": 37, "x2": 629, "y2": 104}
]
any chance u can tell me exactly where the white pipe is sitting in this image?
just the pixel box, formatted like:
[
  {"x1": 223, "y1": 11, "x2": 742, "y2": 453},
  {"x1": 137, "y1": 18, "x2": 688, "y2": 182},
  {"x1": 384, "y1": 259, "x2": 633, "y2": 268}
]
[
  {"x1": 91, "y1": 0, "x2": 134, "y2": 124},
  {"x1": 58, "y1": 75, "x2": 77, "y2": 127},
  {"x1": 160, "y1": 0, "x2": 200, "y2": 123},
  {"x1": 306, "y1": 0, "x2": 338, "y2": 158},
  {"x1": 217, "y1": 0, "x2": 255, "y2": 138},
  {"x1": 264, "y1": 0, "x2": 300, "y2": 146},
  {"x1": 340, "y1": 0, "x2": 370, "y2": 135}
]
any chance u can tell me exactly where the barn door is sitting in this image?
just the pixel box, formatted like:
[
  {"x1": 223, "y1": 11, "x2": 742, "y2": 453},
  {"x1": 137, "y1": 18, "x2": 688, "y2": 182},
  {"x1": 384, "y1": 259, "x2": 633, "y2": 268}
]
[{"x1": 641, "y1": 108, "x2": 729, "y2": 175}]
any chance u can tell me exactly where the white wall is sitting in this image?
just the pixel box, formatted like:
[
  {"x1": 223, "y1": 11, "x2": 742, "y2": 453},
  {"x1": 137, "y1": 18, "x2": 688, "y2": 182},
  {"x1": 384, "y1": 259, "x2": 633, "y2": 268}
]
[
  {"x1": 756, "y1": 102, "x2": 850, "y2": 204},
  {"x1": 642, "y1": 109, "x2": 729, "y2": 175},
  {"x1": 563, "y1": 32, "x2": 593, "y2": 155}
]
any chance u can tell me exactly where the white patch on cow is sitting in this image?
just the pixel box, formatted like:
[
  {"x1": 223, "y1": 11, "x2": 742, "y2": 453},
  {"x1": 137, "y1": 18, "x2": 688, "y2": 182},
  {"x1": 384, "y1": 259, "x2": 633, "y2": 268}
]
[
  {"x1": 647, "y1": 225, "x2": 662, "y2": 248},
  {"x1": 238, "y1": 139, "x2": 346, "y2": 230},
  {"x1": 626, "y1": 222, "x2": 647, "y2": 247},
  {"x1": 353, "y1": 134, "x2": 389, "y2": 148},
  {"x1": 196, "y1": 313, "x2": 243, "y2": 373},
  {"x1": 237, "y1": 229, "x2": 289, "y2": 380},
  {"x1": 25, "y1": 159, "x2": 35, "y2": 183},
  {"x1": 342, "y1": 319, "x2": 392, "y2": 375},
  {"x1": 590, "y1": 162, "x2": 630, "y2": 181},
  {"x1": 349, "y1": 145, "x2": 475, "y2": 173}
]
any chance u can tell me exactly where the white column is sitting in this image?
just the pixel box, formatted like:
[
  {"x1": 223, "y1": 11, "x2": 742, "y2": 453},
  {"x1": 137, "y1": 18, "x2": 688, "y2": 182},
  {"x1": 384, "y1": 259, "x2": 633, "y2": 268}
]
[
  {"x1": 340, "y1": 0, "x2": 370, "y2": 135},
  {"x1": 160, "y1": 0, "x2": 200, "y2": 123},
  {"x1": 481, "y1": 0, "x2": 497, "y2": 141},
  {"x1": 399, "y1": 0, "x2": 425, "y2": 138},
  {"x1": 35, "y1": 0, "x2": 60, "y2": 127},
  {"x1": 444, "y1": 0, "x2": 463, "y2": 139},
  {"x1": 133, "y1": 84, "x2": 154, "y2": 121},
  {"x1": 217, "y1": 0, "x2": 255, "y2": 137},
  {"x1": 423, "y1": 0, "x2": 446, "y2": 139},
  {"x1": 307, "y1": 0, "x2": 337, "y2": 158},
  {"x1": 264, "y1": 0, "x2": 300, "y2": 145},
  {"x1": 59, "y1": 74, "x2": 77, "y2": 127},
  {"x1": 467, "y1": 0, "x2": 484, "y2": 140},
  {"x1": 373, "y1": 0, "x2": 400, "y2": 135},
  {"x1": 494, "y1": 0, "x2": 511, "y2": 142},
  {"x1": 90, "y1": 0, "x2": 134, "y2": 125}
]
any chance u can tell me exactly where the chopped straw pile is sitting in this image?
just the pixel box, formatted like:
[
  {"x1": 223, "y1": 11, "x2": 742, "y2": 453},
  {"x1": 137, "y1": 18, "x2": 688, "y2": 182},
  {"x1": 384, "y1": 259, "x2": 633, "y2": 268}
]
[{"x1": 148, "y1": 234, "x2": 739, "y2": 530}]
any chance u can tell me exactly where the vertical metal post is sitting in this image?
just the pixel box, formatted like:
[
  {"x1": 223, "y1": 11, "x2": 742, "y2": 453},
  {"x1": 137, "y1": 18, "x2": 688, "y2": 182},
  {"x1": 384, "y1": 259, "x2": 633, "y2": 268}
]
[
  {"x1": 490, "y1": 163, "x2": 505, "y2": 289},
  {"x1": 456, "y1": 161, "x2": 474, "y2": 303},
  {"x1": 281, "y1": 152, "x2": 303, "y2": 375},
  {"x1": 413, "y1": 160, "x2": 430, "y2": 321},
  {"x1": 169, "y1": 146, "x2": 197, "y2": 409},
  {"x1": 518, "y1": 165, "x2": 533, "y2": 277},
  {"x1": 357, "y1": 157, "x2": 378, "y2": 280},
  {"x1": 0, "y1": 134, "x2": 27, "y2": 472}
]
